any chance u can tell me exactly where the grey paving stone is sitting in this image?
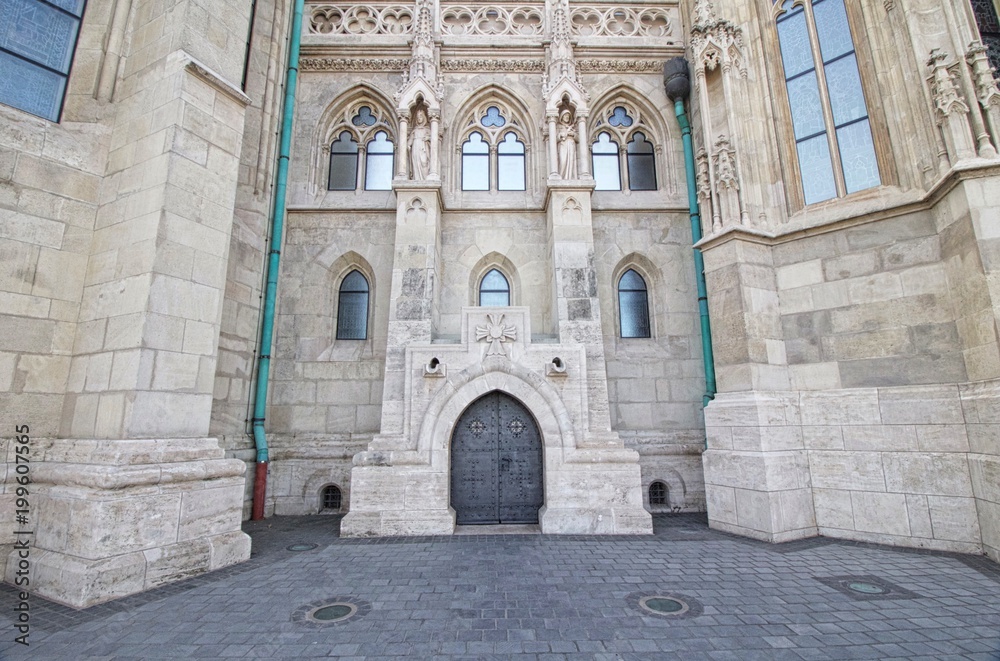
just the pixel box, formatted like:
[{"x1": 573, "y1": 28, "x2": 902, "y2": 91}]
[{"x1": 0, "y1": 514, "x2": 998, "y2": 659}]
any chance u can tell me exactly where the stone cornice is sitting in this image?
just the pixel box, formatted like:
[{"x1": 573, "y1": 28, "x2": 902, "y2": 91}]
[
  {"x1": 179, "y1": 53, "x2": 252, "y2": 107},
  {"x1": 695, "y1": 161, "x2": 1000, "y2": 251}
]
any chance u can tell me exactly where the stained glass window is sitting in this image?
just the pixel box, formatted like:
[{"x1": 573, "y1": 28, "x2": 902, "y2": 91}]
[
  {"x1": 462, "y1": 132, "x2": 489, "y2": 191},
  {"x1": 592, "y1": 132, "x2": 621, "y2": 191},
  {"x1": 775, "y1": 0, "x2": 880, "y2": 205},
  {"x1": 618, "y1": 269, "x2": 650, "y2": 338},
  {"x1": 336, "y1": 270, "x2": 369, "y2": 340},
  {"x1": 328, "y1": 132, "x2": 359, "y2": 190},
  {"x1": 0, "y1": 0, "x2": 86, "y2": 122},
  {"x1": 364, "y1": 131, "x2": 393, "y2": 190},
  {"x1": 971, "y1": 0, "x2": 1000, "y2": 74},
  {"x1": 479, "y1": 269, "x2": 510, "y2": 306},
  {"x1": 626, "y1": 132, "x2": 656, "y2": 191},
  {"x1": 497, "y1": 132, "x2": 525, "y2": 191}
]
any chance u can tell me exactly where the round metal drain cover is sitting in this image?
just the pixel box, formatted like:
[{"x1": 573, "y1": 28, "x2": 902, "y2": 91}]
[
  {"x1": 309, "y1": 603, "x2": 356, "y2": 622},
  {"x1": 637, "y1": 595, "x2": 692, "y2": 616},
  {"x1": 847, "y1": 581, "x2": 886, "y2": 595},
  {"x1": 292, "y1": 597, "x2": 371, "y2": 628},
  {"x1": 287, "y1": 543, "x2": 318, "y2": 552}
]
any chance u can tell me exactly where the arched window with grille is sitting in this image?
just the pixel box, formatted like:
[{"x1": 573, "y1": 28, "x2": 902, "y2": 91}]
[
  {"x1": 775, "y1": 0, "x2": 880, "y2": 205},
  {"x1": 328, "y1": 131, "x2": 359, "y2": 190},
  {"x1": 322, "y1": 485, "x2": 342, "y2": 511},
  {"x1": 364, "y1": 131, "x2": 394, "y2": 190},
  {"x1": 618, "y1": 269, "x2": 650, "y2": 338},
  {"x1": 649, "y1": 481, "x2": 667, "y2": 506},
  {"x1": 479, "y1": 269, "x2": 510, "y2": 306},
  {"x1": 336, "y1": 270, "x2": 369, "y2": 340}
]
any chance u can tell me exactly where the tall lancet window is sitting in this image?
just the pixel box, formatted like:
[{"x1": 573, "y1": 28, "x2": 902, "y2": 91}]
[
  {"x1": 336, "y1": 270, "x2": 369, "y2": 340},
  {"x1": 328, "y1": 132, "x2": 359, "y2": 190},
  {"x1": 479, "y1": 269, "x2": 510, "y2": 307},
  {"x1": 462, "y1": 132, "x2": 490, "y2": 191},
  {"x1": 497, "y1": 133, "x2": 526, "y2": 191},
  {"x1": 592, "y1": 132, "x2": 621, "y2": 191},
  {"x1": 364, "y1": 131, "x2": 394, "y2": 190},
  {"x1": 775, "y1": 0, "x2": 880, "y2": 205},
  {"x1": 618, "y1": 269, "x2": 650, "y2": 338}
]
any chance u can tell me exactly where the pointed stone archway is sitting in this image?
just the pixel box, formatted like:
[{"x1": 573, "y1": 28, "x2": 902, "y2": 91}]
[{"x1": 451, "y1": 391, "x2": 544, "y2": 525}]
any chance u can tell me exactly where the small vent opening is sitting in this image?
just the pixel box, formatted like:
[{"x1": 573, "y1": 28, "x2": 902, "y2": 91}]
[
  {"x1": 322, "y1": 485, "x2": 343, "y2": 511},
  {"x1": 649, "y1": 481, "x2": 667, "y2": 506}
]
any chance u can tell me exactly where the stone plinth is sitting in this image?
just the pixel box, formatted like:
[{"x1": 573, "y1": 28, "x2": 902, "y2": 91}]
[
  {"x1": 340, "y1": 307, "x2": 652, "y2": 536},
  {"x1": 3, "y1": 438, "x2": 249, "y2": 608}
]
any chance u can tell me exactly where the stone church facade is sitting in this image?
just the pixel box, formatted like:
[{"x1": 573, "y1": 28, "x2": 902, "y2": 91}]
[{"x1": 0, "y1": 0, "x2": 999, "y2": 607}]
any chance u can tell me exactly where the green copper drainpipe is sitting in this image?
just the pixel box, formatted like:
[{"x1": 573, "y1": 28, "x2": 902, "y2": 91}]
[
  {"x1": 252, "y1": 0, "x2": 305, "y2": 520},
  {"x1": 664, "y1": 58, "x2": 717, "y2": 410}
]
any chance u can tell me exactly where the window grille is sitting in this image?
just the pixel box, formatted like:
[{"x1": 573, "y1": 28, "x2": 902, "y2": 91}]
[
  {"x1": 322, "y1": 485, "x2": 342, "y2": 511},
  {"x1": 649, "y1": 481, "x2": 667, "y2": 506}
]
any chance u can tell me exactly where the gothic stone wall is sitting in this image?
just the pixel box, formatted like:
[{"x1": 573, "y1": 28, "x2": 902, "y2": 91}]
[
  {"x1": 702, "y1": 178, "x2": 1000, "y2": 556},
  {"x1": 263, "y1": 59, "x2": 707, "y2": 515}
]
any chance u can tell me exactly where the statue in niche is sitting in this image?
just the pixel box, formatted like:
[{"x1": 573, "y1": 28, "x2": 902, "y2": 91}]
[
  {"x1": 557, "y1": 109, "x2": 577, "y2": 179},
  {"x1": 409, "y1": 105, "x2": 431, "y2": 180}
]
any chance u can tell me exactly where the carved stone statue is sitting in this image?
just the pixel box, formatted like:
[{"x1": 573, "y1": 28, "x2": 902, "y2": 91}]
[
  {"x1": 557, "y1": 109, "x2": 577, "y2": 179},
  {"x1": 409, "y1": 106, "x2": 431, "y2": 180}
]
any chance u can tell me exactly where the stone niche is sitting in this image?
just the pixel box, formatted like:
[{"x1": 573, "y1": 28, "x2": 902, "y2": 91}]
[
  {"x1": 341, "y1": 307, "x2": 652, "y2": 536},
  {"x1": 4, "y1": 438, "x2": 249, "y2": 608}
]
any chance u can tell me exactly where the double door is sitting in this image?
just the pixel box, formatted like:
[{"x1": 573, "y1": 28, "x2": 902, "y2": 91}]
[{"x1": 450, "y1": 392, "x2": 543, "y2": 524}]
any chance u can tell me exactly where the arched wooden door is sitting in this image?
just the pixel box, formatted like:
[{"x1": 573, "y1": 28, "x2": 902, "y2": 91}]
[{"x1": 450, "y1": 391, "x2": 543, "y2": 524}]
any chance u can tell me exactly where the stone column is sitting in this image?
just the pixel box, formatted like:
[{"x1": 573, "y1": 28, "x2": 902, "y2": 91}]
[
  {"x1": 545, "y1": 180, "x2": 613, "y2": 435},
  {"x1": 428, "y1": 109, "x2": 440, "y2": 179},
  {"x1": 340, "y1": 182, "x2": 447, "y2": 537},
  {"x1": 698, "y1": 233, "x2": 813, "y2": 542},
  {"x1": 547, "y1": 113, "x2": 559, "y2": 177},
  {"x1": 396, "y1": 115, "x2": 410, "y2": 178},
  {"x1": 576, "y1": 114, "x2": 589, "y2": 177}
]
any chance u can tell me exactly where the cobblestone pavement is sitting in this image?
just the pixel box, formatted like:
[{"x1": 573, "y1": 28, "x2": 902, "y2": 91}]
[{"x1": 1, "y1": 514, "x2": 999, "y2": 660}]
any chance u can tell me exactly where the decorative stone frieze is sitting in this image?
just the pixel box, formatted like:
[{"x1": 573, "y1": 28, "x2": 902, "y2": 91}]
[
  {"x1": 441, "y1": 4, "x2": 546, "y2": 36},
  {"x1": 576, "y1": 59, "x2": 665, "y2": 73},
  {"x1": 568, "y1": 5, "x2": 674, "y2": 38},
  {"x1": 309, "y1": 4, "x2": 415, "y2": 35},
  {"x1": 441, "y1": 58, "x2": 545, "y2": 72},
  {"x1": 300, "y1": 57, "x2": 410, "y2": 71}
]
